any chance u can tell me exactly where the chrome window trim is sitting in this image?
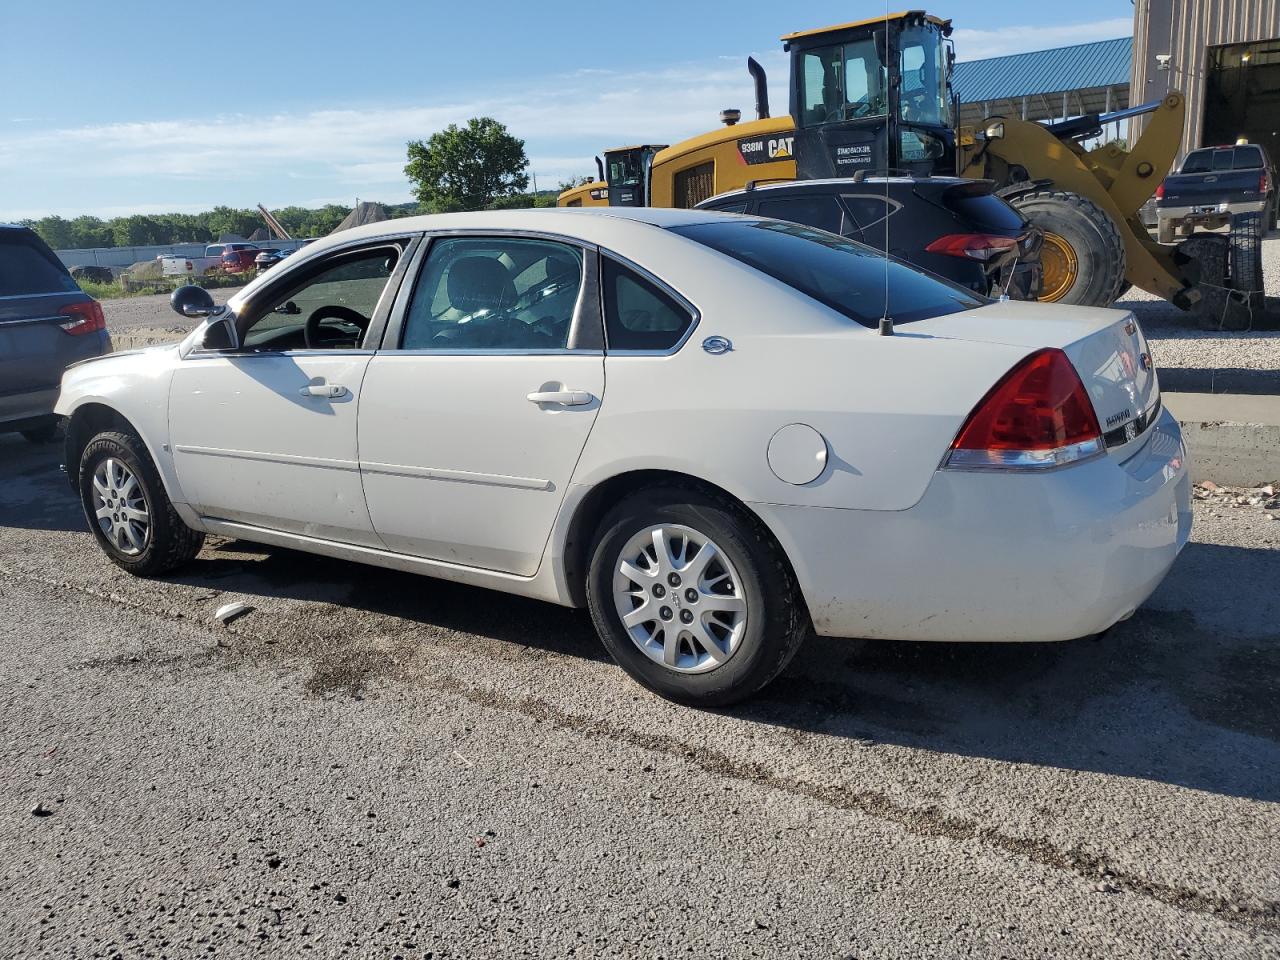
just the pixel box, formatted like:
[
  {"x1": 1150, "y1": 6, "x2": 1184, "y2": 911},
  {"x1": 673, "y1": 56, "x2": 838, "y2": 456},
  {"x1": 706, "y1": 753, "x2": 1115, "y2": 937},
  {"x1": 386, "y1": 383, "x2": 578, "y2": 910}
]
[
  {"x1": 185, "y1": 347, "x2": 377, "y2": 360},
  {"x1": 381, "y1": 230, "x2": 604, "y2": 356},
  {"x1": 0, "y1": 290, "x2": 82, "y2": 302},
  {"x1": 598, "y1": 249, "x2": 702, "y2": 356},
  {"x1": 367, "y1": 348, "x2": 602, "y2": 358}
]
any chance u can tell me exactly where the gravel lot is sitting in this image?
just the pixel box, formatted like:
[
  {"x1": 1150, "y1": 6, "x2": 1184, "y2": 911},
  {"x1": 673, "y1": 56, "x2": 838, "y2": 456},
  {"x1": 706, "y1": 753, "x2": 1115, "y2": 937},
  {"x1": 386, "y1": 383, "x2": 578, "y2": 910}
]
[
  {"x1": 1118, "y1": 234, "x2": 1280, "y2": 393},
  {"x1": 1, "y1": 433, "x2": 1278, "y2": 958},
  {"x1": 102, "y1": 286, "x2": 243, "y2": 351}
]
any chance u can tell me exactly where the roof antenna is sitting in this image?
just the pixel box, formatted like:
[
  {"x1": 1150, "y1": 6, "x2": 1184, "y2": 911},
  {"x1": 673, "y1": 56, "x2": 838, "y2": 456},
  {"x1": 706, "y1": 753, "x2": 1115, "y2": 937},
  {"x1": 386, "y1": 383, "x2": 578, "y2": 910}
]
[{"x1": 878, "y1": 4, "x2": 894, "y2": 336}]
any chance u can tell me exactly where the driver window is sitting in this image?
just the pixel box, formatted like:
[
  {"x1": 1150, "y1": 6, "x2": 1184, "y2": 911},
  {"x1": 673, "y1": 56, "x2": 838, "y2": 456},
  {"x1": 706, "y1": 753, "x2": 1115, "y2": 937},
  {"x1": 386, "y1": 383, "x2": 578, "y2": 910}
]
[
  {"x1": 240, "y1": 247, "x2": 399, "y2": 351},
  {"x1": 401, "y1": 237, "x2": 583, "y2": 351}
]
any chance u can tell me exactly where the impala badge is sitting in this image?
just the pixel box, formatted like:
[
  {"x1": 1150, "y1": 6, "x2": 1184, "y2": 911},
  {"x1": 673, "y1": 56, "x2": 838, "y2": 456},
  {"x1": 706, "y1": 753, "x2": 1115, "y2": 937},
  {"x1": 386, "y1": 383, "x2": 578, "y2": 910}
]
[{"x1": 702, "y1": 336, "x2": 733, "y2": 355}]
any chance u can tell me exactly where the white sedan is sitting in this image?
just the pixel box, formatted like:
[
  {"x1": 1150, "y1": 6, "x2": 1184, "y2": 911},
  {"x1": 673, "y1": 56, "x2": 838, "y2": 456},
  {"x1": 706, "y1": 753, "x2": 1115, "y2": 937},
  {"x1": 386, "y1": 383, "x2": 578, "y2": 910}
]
[{"x1": 56, "y1": 209, "x2": 1192, "y2": 705}]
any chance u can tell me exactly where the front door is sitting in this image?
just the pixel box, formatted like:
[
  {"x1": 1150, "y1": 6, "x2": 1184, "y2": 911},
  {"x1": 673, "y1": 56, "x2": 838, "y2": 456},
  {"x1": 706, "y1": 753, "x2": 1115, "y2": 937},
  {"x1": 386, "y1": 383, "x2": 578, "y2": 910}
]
[
  {"x1": 169, "y1": 242, "x2": 408, "y2": 546},
  {"x1": 359, "y1": 234, "x2": 603, "y2": 576}
]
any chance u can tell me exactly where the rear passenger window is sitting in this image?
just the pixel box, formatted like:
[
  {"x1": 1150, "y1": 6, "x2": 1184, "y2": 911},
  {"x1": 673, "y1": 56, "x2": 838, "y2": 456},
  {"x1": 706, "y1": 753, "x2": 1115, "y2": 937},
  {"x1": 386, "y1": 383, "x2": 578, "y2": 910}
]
[
  {"x1": 757, "y1": 196, "x2": 847, "y2": 235},
  {"x1": 602, "y1": 258, "x2": 695, "y2": 352}
]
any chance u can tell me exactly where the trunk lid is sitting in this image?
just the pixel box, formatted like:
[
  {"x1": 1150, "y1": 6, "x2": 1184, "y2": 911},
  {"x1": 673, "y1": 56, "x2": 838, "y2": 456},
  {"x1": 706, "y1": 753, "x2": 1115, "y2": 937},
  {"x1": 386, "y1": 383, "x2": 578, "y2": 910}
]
[
  {"x1": 910, "y1": 300, "x2": 1159, "y2": 456},
  {"x1": 0, "y1": 231, "x2": 96, "y2": 394}
]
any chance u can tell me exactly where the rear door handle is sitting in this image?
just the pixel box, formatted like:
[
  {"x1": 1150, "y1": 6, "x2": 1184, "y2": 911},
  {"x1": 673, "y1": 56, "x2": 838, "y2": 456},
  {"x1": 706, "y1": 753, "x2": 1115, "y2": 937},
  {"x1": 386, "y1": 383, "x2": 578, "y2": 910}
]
[
  {"x1": 526, "y1": 389, "x2": 593, "y2": 406},
  {"x1": 299, "y1": 383, "x2": 348, "y2": 399}
]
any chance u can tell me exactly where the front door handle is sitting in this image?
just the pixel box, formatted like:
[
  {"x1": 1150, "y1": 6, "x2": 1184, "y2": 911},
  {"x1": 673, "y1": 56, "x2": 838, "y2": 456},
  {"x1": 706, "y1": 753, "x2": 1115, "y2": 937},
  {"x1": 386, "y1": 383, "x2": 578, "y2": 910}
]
[
  {"x1": 526, "y1": 389, "x2": 593, "y2": 406},
  {"x1": 299, "y1": 383, "x2": 348, "y2": 399}
]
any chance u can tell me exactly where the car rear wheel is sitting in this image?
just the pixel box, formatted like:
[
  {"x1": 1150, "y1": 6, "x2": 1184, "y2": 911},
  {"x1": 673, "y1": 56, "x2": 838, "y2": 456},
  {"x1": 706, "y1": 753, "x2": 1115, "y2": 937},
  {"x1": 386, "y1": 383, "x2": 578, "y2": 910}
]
[
  {"x1": 586, "y1": 487, "x2": 807, "y2": 706},
  {"x1": 1010, "y1": 189, "x2": 1127, "y2": 306},
  {"x1": 78, "y1": 430, "x2": 204, "y2": 576}
]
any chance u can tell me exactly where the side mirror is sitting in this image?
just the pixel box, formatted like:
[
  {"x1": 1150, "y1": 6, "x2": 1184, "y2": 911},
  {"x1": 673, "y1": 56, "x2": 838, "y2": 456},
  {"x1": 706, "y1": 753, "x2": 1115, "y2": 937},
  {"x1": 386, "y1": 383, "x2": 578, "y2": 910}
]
[
  {"x1": 274, "y1": 300, "x2": 301, "y2": 315},
  {"x1": 171, "y1": 284, "x2": 216, "y2": 318},
  {"x1": 200, "y1": 313, "x2": 240, "y2": 352}
]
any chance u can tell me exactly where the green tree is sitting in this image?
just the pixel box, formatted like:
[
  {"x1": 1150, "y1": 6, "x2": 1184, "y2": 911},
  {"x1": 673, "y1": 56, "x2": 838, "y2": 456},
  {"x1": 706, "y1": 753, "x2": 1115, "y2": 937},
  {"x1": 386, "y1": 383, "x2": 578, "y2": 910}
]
[
  {"x1": 405, "y1": 117, "x2": 529, "y2": 212},
  {"x1": 205, "y1": 206, "x2": 262, "y2": 240},
  {"x1": 111, "y1": 215, "x2": 166, "y2": 247},
  {"x1": 29, "y1": 216, "x2": 76, "y2": 250},
  {"x1": 69, "y1": 216, "x2": 112, "y2": 248}
]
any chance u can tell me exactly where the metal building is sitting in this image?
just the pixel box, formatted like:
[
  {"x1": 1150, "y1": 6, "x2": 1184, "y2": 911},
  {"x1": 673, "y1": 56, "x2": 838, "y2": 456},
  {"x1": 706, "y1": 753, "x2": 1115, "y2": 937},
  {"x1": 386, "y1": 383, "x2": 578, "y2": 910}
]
[
  {"x1": 952, "y1": 38, "x2": 1132, "y2": 129},
  {"x1": 1133, "y1": 0, "x2": 1280, "y2": 163}
]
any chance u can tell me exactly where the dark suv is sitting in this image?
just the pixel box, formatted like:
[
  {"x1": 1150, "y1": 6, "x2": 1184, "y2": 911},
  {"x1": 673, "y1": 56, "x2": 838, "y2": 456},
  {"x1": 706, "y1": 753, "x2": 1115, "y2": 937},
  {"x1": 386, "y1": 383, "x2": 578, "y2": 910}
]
[
  {"x1": 0, "y1": 224, "x2": 111, "y2": 442},
  {"x1": 697, "y1": 177, "x2": 1042, "y2": 299}
]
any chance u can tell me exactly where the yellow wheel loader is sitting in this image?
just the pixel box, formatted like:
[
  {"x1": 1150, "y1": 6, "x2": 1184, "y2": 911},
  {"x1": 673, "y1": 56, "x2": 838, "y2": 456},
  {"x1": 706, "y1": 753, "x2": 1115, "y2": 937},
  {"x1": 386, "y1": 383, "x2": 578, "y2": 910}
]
[
  {"x1": 558, "y1": 144, "x2": 671, "y2": 208},
  {"x1": 582, "y1": 10, "x2": 1258, "y2": 317},
  {"x1": 558, "y1": 156, "x2": 611, "y2": 208}
]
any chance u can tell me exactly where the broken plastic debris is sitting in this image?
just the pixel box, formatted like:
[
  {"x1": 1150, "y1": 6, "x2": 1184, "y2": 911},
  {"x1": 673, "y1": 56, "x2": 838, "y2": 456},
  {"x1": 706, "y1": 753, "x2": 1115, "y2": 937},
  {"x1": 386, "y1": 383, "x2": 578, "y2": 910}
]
[{"x1": 214, "y1": 601, "x2": 254, "y2": 625}]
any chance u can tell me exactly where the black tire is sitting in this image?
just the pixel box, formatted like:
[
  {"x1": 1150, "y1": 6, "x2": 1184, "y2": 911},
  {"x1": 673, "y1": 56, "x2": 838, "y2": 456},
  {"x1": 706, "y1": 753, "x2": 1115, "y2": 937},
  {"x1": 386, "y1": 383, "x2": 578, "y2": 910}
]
[
  {"x1": 20, "y1": 416, "x2": 59, "y2": 444},
  {"x1": 1010, "y1": 189, "x2": 1128, "y2": 306},
  {"x1": 1230, "y1": 210, "x2": 1265, "y2": 295},
  {"x1": 585, "y1": 486, "x2": 808, "y2": 707},
  {"x1": 1179, "y1": 234, "x2": 1250, "y2": 331},
  {"x1": 78, "y1": 429, "x2": 204, "y2": 576}
]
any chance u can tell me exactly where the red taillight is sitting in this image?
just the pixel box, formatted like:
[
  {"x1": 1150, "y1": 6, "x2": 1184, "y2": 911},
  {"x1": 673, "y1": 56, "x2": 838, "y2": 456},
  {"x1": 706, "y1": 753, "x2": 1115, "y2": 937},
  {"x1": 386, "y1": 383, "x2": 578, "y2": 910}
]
[
  {"x1": 58, "y1": 300, "x2": 106, "y2": 336},
  {"x1": 924, "y1": 233, "x2": 1019, "y2": 261},
  {"x1": 944, "y1": 348, "x2": 1103, "y2": 471},
  {"x1": 1155, "y1": 181, "x2": 1165, "y2": 200},
  {"x1": 1259, "y1": 171, "x2": 1268, "y2": 194}
]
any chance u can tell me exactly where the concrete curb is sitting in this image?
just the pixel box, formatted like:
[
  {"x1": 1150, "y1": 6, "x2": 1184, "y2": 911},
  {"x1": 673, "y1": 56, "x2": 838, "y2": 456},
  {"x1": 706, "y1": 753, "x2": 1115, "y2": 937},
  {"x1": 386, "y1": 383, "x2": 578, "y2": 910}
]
[{"x1": 1164, "y1": 392, "x2": 1280, "y2": 486}]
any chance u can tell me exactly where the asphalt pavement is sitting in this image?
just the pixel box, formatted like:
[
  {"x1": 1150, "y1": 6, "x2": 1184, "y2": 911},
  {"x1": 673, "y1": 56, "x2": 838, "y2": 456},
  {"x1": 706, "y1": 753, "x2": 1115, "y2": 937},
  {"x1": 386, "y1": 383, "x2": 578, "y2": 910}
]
[{"x1": 1, "y1": 432, "x2": 1278, "y2": 958}]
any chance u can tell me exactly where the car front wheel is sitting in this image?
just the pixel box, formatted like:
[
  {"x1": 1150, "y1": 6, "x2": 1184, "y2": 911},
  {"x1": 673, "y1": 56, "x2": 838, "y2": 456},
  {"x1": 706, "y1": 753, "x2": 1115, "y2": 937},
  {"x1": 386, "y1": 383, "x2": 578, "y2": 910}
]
[
  {"x1": 78, "y1": 430, "x2": 204, "y2": 576},
  {"x1": 586, "y1": 487, "x2": 808, "y2": 706}
]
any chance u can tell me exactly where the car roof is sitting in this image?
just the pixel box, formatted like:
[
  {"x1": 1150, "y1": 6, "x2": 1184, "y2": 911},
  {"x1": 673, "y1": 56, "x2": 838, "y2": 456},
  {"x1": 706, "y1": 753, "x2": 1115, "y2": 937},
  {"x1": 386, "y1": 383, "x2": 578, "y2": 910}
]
[
  {"x1": 698, "y1": 176, "x2": 966, "y2": 206},
  {"x1": 293, "y1": 207, "x2": 728, "y2": 255},
  {"x1": 228, "y1": 207, "x2": 734, "y2": 307}
]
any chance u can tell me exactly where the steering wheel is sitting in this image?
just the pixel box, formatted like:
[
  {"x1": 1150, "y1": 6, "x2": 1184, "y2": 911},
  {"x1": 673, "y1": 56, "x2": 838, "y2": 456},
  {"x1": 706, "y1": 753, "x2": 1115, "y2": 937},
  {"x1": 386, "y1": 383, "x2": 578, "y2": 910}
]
[{"x1": 304, "y1": 305, "x2": 369, "y2": 349}]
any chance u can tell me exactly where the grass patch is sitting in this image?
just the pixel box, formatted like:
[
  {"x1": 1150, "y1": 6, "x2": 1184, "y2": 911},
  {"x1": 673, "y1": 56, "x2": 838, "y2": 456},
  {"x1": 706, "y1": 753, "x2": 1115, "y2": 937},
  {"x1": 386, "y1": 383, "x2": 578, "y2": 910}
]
[{"x1": 77, "y1": 272, "x2": 249, "y2": 300}]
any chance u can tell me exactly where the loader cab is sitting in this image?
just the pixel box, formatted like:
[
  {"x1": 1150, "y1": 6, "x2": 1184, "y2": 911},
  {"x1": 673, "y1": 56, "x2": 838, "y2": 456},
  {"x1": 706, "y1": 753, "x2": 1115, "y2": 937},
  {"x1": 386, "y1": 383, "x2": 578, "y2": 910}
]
[
  {"x1": 785, "y1": 12, "x2": 956, "y2": 180},
  {"x1": 604, "y1": 145, "x2": 668, "y2": 206}
]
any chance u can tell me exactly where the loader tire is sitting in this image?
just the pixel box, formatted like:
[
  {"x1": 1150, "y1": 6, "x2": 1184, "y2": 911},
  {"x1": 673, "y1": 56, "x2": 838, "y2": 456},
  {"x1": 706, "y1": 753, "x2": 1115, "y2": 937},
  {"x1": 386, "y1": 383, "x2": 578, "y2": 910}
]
[{"x1": 1010, "y1": 189, "x2": 1127, "y2": 306}]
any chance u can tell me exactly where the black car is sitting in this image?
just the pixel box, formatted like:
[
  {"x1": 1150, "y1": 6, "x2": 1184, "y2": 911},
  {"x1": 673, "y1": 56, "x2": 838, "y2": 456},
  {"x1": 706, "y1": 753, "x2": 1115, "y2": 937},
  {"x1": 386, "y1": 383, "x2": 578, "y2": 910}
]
[
  {"x1": 697, "y1": 177, "x2": 1042, "y2": 299},
  {"x1": 254, "y1": 248, "x2": 289, "y2": 271},
  {"x1": 0, "y1": 224, "x2": 111, "y2": 442}
]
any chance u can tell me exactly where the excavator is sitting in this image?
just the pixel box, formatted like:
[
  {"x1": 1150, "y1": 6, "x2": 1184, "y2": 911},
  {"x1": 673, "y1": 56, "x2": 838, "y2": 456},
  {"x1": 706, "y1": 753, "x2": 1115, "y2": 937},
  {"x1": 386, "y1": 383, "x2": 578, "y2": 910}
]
[{"x1": 560, "y1": 10, "x2": 1259, "y2": 319}]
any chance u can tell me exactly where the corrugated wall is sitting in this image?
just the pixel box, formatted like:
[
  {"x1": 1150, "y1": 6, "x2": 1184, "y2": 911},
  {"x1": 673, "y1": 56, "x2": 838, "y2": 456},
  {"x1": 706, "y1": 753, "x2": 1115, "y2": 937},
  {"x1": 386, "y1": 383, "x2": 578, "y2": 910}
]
[{"x1": 1133, "y1": 0, "x2": 1280, "y2": 162}]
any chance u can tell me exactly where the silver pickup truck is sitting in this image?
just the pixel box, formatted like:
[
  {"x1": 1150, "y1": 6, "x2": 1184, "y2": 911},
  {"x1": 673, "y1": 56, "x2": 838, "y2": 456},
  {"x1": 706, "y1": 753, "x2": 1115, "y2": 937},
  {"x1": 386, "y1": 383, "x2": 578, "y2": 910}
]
[{"x1": 1156, "y1": 143, "x2": 1277, "y2": 243}]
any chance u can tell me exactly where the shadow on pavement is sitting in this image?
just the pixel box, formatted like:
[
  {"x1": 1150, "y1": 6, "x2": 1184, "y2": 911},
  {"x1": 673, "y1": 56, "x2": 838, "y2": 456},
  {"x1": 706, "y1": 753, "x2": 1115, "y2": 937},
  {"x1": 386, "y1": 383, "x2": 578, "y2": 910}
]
[{"x1": 3, "y1": 433, "x2": 1277, "y2": 803}]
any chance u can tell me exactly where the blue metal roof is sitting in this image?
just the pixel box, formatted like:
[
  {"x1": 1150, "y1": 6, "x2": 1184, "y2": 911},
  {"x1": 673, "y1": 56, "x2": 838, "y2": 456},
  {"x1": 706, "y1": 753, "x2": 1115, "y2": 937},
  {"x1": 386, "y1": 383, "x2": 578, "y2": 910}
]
[{"x1": 953, "y1": 37, "x2": 1132, "y2": 104}]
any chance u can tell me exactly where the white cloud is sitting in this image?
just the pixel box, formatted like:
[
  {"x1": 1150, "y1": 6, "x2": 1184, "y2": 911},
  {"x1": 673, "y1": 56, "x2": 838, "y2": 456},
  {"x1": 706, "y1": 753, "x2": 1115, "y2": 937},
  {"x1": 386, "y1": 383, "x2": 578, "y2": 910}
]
[
  {"x1": 2, "y1": 14, "x2": 1137, "y2": 218},
  {"x1": 0, "y1": 52, "x2": 789, "y2": 219},
  {"x1": 954, "y1": 18, "x2": 1132, "y2": 62}
]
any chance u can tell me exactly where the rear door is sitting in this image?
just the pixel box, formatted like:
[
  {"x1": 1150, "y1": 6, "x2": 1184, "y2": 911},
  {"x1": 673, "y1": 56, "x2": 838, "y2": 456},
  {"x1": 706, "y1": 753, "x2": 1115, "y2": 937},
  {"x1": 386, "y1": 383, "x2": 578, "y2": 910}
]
[
  {"x1": 358, "y1": 233, "x2": 604, "y2": 576},
  {"x1": 0, "y1": 231, "x2": 96, "y2": 398}
]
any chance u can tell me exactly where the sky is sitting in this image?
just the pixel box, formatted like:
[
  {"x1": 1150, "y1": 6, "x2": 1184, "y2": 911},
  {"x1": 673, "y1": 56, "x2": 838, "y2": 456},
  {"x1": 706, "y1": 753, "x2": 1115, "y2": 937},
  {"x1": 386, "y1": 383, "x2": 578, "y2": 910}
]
[{"x1": 0, "y1": 1, "x2": 1133, "y2": 220}]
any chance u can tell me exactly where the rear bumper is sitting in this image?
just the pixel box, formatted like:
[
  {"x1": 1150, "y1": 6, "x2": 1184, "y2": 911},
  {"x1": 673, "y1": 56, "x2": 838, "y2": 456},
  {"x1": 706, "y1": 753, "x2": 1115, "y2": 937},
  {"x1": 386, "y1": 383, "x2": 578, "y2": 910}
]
[
  {"x1": 0, "y1": 328, "x2": 111, "y2": 428},
  {"x1": 1158, "y1": 200, "x2": 1266, "y2": 222},
  {"x1": 752, "y1": 409, "x2": 1192, "y2": 643}
]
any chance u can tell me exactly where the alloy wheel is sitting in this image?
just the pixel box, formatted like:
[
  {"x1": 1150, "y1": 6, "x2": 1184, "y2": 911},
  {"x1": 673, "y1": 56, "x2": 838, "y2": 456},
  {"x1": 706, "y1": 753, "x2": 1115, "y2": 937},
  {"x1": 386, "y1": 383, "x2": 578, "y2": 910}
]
[
  {"x1": 92, "y1": 458, "x2": 150, "y2": 556},
  {"x1": 612, "y1": 523, "x2": 748, "y2": 674}
]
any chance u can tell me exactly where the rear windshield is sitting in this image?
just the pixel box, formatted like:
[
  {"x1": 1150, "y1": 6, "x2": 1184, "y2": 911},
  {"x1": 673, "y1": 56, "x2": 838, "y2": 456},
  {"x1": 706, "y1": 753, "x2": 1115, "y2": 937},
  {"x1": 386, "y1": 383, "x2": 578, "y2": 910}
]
[
  {"x1": 1181, "y1": 146, "x2": 1264, "y2": 173},
  {"x1": 670, "y1": 219, "x2": 983, "y2": 327},
  {"x1": 945, "y1": 193, "x2": 1025, "y2": 232},
  {"x1": 0, "y1": 234, "x2": 79, "y2": 297}
]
